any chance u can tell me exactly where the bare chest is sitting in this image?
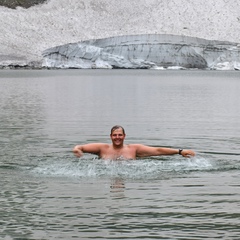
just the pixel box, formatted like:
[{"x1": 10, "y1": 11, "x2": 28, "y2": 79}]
[{"x1": 100, "y1": 146, "x2": 136, "y2": 160}]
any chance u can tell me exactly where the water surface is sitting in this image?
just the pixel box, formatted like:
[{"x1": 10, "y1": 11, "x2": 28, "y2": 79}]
[{"x1": 0, "y1": 70, "x2": 240, "y2": 239}]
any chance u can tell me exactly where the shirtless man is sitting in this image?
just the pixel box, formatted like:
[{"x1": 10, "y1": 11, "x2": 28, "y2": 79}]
[{"x1": 73, "y1": 125, "x2": 195, "y2": 160}]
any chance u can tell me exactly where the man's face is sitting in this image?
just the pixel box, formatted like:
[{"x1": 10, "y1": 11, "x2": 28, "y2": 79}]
[{"x1": 110, "y1": 128, "x2": 125, "y2": 147}]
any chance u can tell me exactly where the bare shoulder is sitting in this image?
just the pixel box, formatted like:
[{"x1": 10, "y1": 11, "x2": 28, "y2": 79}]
[
  {"x1": 127, "y1": 144, "x2": 147, "y2": 150},
  {"x1": 128, "y1": 143, "x2": 148, "y2": 147},
  {"x1": 99, "y1": 143, "x2": 110, "y2": 149},
  {"x1": 88, "y1": 143, "x2": 109, "y2": 147},
  {"x1": 81, "y1": 143, "x2": 109, "y2": 152}
]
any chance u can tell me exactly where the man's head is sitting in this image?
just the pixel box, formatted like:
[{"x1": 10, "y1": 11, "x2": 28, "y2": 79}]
[
  {"x1": 110, "y1": 125, "x2": 125, "y2": 135},
  {"x1": 110, "y1": 125, "x2": 126, "y2": 147}
]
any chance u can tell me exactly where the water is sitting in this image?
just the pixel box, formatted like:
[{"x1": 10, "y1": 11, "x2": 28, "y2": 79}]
[{"x1": 0, "y1": 69, "x2": 240, "y2": 239}]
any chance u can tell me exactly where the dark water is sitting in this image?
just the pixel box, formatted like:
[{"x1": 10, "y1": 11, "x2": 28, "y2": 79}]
[{"x1": 0, "y1": 70, "x2": 240, "y2": 239}]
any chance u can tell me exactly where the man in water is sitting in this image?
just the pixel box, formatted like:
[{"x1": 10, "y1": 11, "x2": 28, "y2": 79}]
[{"x1": 73, "y1": 125, "x2": 195, "y2": 160}]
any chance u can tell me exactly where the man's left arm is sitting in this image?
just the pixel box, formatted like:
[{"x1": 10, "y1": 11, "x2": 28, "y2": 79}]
[{"x1": 135, "y1": 144, "x2": 195, "y2": 158}]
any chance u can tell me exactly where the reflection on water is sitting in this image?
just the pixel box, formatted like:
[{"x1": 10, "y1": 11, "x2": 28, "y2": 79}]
[{"x1": 1, "y1": 70, "x2": 240, "y2": 239}]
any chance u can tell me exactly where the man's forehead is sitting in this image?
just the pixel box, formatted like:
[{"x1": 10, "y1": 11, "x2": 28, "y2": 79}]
[{"x1": 112, "y1": 128, "x2": 124, "y2": 134}]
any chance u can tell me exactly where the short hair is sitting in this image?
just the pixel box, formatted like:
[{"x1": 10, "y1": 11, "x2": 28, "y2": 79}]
[{"x1": 110, "y1": 125, "x2": 125, "y2": 135}]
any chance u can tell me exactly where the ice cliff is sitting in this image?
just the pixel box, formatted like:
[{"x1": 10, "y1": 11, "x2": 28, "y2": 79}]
[{"x1": 43, "y1": 34, "x2": 240, "y2": 70}]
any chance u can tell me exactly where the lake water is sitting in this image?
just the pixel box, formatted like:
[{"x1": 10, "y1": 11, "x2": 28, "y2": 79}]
[{"x1": 0, "y1": 69, "x2": 240, "y2": 239}]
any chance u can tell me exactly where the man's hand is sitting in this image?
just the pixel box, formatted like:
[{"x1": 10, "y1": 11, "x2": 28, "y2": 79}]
[
  {"x1": 73, "y1": 146, "x2": 83, "y2": 158},
  {"x1": 180, "y1": 149, "x2": 195, "y2": 157}
]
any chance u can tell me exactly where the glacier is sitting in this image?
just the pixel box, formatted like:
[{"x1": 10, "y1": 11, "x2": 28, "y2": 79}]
[{"x1": 43, "y1": 34, "x2": 240, "y2": 70}]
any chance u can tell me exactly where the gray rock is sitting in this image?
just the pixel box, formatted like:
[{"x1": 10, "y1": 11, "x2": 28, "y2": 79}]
[
  {"x1": 0, "y1": 0, "x2": 47, "y2": 9},
  {"x1": 43, "y1": 34, "x2": 240, "y2": 70}
]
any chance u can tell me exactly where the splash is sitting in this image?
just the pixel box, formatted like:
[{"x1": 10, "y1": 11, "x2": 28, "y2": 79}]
[{"x1": 31, "y1": 156, "x2": 214, "y2": 180}]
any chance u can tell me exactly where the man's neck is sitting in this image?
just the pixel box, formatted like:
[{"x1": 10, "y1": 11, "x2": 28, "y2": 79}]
[{"x1": 112, "y1": 144, "x2": 124, "y2": 150}]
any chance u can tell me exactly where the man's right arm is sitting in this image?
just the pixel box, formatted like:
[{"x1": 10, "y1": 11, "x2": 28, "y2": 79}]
[{"x1": 73, "y1": 143, "x2": 105, "y2": 158}]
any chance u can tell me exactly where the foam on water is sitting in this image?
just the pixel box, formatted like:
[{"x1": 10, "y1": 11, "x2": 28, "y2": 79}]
[{"x1": 31, "y1": 156, "x2": 215, "y2": 180}]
